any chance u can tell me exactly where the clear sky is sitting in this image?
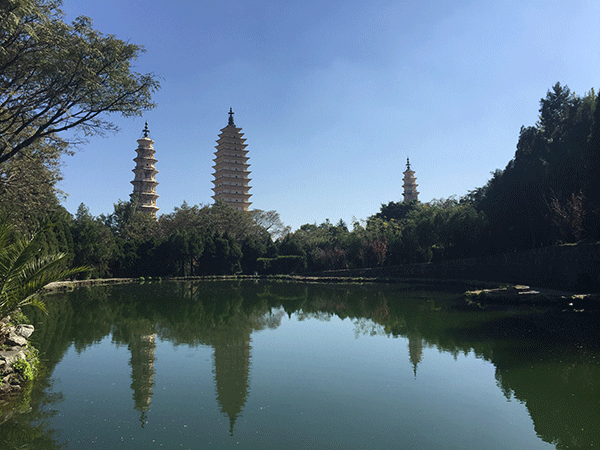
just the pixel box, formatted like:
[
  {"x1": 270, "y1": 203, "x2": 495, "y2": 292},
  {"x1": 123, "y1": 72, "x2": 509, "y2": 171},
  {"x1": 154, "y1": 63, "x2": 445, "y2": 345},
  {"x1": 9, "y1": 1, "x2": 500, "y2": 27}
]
[{"x1": 58, "y1": 0, "x2": 600, "y2": 231}]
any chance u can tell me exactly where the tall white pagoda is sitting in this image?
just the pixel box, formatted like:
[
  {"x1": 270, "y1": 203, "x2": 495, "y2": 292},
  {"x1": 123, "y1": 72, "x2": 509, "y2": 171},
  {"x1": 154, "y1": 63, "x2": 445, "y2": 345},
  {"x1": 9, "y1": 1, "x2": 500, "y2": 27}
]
[
  {"x1": 211, "y1": 109, "x2": 252, "y2": 211},
  {"x1": 130, "y1": 122, "x2": 159, "y2": 216},
  {"x1": 402, "y1": 157, "x2": 419, "y2": 203}
]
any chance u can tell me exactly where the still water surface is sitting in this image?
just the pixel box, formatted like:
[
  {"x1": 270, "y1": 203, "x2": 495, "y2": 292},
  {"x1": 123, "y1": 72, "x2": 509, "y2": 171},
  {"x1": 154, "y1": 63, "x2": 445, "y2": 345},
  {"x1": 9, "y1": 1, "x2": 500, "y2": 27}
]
[{"x1": 2, "y1": 280, "x2": 599, "y2": 449}]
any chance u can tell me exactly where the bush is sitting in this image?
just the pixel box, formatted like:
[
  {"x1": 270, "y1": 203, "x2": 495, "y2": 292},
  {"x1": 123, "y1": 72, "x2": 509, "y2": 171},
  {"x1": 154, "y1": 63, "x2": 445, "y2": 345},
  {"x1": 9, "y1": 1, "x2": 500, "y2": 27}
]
[{"x1": 257, "y1": 255, "x2": 306, "y2": 274}]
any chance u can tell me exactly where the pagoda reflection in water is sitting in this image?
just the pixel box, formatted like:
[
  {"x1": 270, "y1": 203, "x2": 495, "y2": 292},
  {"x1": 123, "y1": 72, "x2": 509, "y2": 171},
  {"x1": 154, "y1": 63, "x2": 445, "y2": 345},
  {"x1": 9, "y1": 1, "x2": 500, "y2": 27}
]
[
  {"x1": 129, "y1": 332, "x2": 157, "y2": 427},
  {"x1": 125, "y1": 307, "x2": 285, "y2": 434}
]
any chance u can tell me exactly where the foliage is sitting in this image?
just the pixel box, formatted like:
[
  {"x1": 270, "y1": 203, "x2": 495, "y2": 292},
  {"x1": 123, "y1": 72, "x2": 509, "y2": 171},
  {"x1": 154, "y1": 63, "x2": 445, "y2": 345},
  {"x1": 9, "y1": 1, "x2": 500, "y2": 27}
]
[
  {"x1": 240, "y1": 236, "x2": 268, "y2": 274},
  {"x1": 66, "y1": 200, "x2": 278, "y2": 277},
  {"x1": 252, "y1": 209, "x2": 290, "y2": 240},
  {"x1": 257, "y1": 255, "x2": 306, "y2": 274},
  {"x1": 550, "y1": 191, "x2": 585, "y2": 243},
  {"x1": 0, "y1": 139, "x2": 68, "y2": 233},
  {"x1": 12, "y1": 346, "x2": 39, "y2": 381},
  {"x1": 71, "y1": 204, "x2": 116, "y2": 278},
  {"x1": 372, "y1": 200, "x2": 418, "y2": 222},
  {"x1": 470, "y1": 83, "x2": 598, "y2": 250},
  {"x1": 584, "y1": 93, "x2": 600, "y2": 239},
  {"x1": 12, "y1": 358, "x2": 34, "y2": 381},
  {"x1": 3, "y1": 78, "x2": 598, "y2": 279},
  {"x1": 103, "y1": 198, "x2": 158, "y2": 241},
  {"x1": 0, "y1": 220, "x2": 87, "y2": 318},
  {"x1": 270, "y1": 196, "x2": 490, "y2": 274},
  {"x1": 0, "y1": 0, "x2": 160, "y2": 165},
  {"x1": 155, "y1": 201, "x2": 273, "y2": 276},
  {"x1": 8, "y1": 309, "x2": 29, "y2": 326}
]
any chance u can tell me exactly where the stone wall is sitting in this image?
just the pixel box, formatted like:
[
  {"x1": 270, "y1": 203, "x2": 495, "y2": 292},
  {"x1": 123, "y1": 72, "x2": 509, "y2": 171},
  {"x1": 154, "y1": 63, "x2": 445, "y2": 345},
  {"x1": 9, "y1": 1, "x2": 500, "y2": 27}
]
[{"x1": 321, "y1": 242, "x2": 600, "y2": 292}]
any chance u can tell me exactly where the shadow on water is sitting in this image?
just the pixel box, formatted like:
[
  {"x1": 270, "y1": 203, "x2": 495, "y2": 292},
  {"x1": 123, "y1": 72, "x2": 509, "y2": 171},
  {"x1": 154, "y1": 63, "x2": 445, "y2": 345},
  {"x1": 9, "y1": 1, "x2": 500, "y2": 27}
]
[{"x1": 0, "y1": 279, "x2": 599, "y2": 449}]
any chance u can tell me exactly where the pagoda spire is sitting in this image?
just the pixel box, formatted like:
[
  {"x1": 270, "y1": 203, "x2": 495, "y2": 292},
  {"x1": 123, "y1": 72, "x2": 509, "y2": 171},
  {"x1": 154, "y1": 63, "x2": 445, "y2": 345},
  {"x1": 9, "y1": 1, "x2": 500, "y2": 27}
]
[
  {"x1": 211, "y1": 109, "x2": 252, "y2": 211},
  {"x1": 130, "y1": 123, "x2": 159, "y2": 217},
  {"x1": 402, "y1": 157, "x2": 419, "y2": 203}
]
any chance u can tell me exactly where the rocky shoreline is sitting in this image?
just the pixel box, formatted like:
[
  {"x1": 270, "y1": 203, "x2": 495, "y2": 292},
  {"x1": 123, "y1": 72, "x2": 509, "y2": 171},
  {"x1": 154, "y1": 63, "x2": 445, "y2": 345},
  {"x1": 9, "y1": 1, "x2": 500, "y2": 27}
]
[
  {"x1": 0, "y1": 314, "x2": 38, "y2": 399},
  {"x1": 464, "y1": 285, "x2": 600, "y2": 311}
]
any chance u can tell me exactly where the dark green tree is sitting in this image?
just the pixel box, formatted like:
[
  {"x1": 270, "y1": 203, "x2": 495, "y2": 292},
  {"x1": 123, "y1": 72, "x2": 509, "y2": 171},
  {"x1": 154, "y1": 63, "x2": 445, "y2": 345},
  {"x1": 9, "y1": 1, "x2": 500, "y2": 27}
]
[
  {"x1": 584, "y1": 93, "x2": 600, "y2": 239},
  {"x1": 373, "y1": 200, "x2": 419, "y2": 222},
  {"x1": 473, "y1": 83, "x2": 597, "y2": 251},
  {"x1": 71, "y1": 204, "x2": 116, "y2": 278},
  {"x1": 103, "y1": 199, "x2": 158, "y2": 241},
  {"x1": 240, "y1": 236, "x2": 267, "y2": 274}
]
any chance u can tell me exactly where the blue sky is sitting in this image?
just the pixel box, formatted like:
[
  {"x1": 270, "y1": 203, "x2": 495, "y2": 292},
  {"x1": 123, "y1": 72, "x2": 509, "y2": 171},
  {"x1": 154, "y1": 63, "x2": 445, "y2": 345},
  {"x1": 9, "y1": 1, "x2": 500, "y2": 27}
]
[{"x1": 58, "y1": 0, "x2": 600, "y2": 231}]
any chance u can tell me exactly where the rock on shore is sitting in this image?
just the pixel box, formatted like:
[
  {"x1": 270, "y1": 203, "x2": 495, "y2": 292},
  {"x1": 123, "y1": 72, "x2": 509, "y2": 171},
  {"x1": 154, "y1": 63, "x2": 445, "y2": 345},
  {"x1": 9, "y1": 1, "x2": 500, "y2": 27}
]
[{"x1": 0, "y1": 314, "x2": 37, "y2": 397}]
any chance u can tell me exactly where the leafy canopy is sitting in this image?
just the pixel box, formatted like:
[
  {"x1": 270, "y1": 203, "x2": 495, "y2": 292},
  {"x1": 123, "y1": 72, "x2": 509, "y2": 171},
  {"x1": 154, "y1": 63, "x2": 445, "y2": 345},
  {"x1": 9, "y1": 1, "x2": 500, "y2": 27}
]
[{"x1": 0, "y1": 0, "x2": 160, "y2": 164}]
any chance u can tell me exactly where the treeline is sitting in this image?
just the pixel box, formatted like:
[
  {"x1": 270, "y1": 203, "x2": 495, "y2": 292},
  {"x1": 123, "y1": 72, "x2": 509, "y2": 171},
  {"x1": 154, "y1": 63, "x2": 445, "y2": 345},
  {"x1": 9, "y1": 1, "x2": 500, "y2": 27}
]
[
  {"x1": 275, "y1": 83, "x2": 600, "y2": 271},
  {"x1": 469, "y1": 82, "x2": 600, "y2": 252},
  {"x1": 0, "y1": 200, "x2": 283, "y2": 279},
  {"x1": 1, "y1": 83, "x2": 599, "y2": 277}
]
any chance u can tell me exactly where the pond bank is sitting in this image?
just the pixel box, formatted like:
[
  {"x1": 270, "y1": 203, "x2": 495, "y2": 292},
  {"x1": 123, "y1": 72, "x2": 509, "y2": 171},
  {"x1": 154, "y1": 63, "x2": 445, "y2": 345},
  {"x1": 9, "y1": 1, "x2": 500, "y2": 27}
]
[
  {"x1": 0, "y1": 314, "x2": 39, "y2": 403},
  {"x1": 44, "y1": 275, "x2": 496, "y2": 291},
  {"x1": 44, "y1": 275, "x2": 596, "y2": 305}
]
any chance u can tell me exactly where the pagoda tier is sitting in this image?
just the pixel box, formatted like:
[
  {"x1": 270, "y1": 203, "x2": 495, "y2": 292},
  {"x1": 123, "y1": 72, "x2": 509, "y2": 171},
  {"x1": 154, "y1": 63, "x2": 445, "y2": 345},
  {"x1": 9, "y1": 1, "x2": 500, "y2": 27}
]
[
  {"x1": 402, "y1": 157, "x2": 419, "y2": 203},
  {"x1": 131, "y1": 123, "x2": 159, "y2": 217},
  {"x1": 211, "y1": 109, "x2": 252, "y2": 211}
]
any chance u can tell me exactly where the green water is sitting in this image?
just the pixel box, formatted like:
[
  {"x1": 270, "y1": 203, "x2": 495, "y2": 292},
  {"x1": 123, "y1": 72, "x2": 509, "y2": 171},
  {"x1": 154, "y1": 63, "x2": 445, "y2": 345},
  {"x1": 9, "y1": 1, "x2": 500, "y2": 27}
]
[{"x1": 1, "y1": 280, "x2": 599, "y2": 449}]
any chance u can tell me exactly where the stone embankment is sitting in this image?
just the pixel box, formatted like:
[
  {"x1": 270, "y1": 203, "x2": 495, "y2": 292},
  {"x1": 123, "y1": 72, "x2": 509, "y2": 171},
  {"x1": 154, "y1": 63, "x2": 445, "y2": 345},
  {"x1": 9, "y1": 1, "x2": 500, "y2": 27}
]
[
  {"x1": 0, "y1": 315, "x2": 37, "y2": 398},
  {"x1": 44, "y1": 277, "x2": 138, "y2": 291},
  {"x1": 464, "y1": 285, "x2": 600, "y2": 311}
]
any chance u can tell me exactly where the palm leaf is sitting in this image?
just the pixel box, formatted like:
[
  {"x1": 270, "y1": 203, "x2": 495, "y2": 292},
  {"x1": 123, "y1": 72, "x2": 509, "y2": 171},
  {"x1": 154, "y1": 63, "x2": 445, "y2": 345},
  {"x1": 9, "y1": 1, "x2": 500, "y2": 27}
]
[{"x1": 0, "y1": 221, "x2": 88, "y2": 317}]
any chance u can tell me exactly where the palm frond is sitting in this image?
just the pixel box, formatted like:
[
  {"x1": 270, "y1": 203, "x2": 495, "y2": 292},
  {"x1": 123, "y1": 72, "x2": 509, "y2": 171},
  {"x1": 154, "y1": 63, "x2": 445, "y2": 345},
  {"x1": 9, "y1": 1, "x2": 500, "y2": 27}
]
[{"x1": 0, "y1": 221, "x2": 88, "y2": 317}]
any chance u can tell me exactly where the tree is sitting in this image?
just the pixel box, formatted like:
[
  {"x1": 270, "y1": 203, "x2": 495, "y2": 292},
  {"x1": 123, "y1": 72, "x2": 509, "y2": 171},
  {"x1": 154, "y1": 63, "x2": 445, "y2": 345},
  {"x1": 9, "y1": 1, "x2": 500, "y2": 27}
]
[
  {"x1": 205, "y1": 202, "x2": 268, "y2": 243},
  {"x1": 472, "y1": 84, "x2": 597, "y2": 251},
  {"x1": 71, "y1": 203, "x2": 116, "y2": 278},
  {"x1": 373, "y1": 200, "x2": 418, "y2": 222},
  {"x1": 252, "y1": 209, "x2": 290, "y2": 240},
  {"x1": 550, "y1": 191, "x2": 585, "y2": 243},
  {"x1": 240, "y1": 236, "x2": 267, "y2": 274},
  {"x1": 0, "y1": 0, "x2": 160, "y2": 165},
  {"x1": 103, "y1": 198, "x2": 158, "y2": 241},
  {"x1": 584, "y1": 93, "x2": 600, "y2": 239},
  {"x1": 0, "y1": 138, "x2": 67, "y2": 232},
  {"x1": 213, "y1": 233, "x2": 242, "y2": 274},
  {"x1": 0, "y1": 219, "x2": 87, "y2": 318},
  {"x1": 159, "y1": 202, "x2": 272, "y2": 245}
]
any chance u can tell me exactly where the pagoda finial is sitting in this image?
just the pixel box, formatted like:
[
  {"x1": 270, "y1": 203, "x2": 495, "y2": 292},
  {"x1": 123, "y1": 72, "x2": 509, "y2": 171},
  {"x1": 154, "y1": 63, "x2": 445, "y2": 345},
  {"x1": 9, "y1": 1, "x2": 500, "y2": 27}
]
[
  {"x1": 406, "y1": 157, "x2": 411, "y2": 170},
  {"x1": 228, "y1": 108, "x2": 235, "y2": 126},
  {"x1": 143, "y1": 122, "x2": 149, "y2": 138}
]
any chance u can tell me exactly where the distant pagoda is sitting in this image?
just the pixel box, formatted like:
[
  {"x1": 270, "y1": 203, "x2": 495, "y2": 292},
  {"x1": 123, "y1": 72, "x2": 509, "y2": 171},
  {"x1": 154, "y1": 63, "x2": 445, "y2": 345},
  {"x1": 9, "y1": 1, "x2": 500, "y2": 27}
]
[
  {"x1": 211, "y1": 108, "x2": 252, "y2": 211},
  {"x1": 402, "y1": 157, "x2": 419, "y2": 202},
  {"x1": 130, "y1": 122, "x2": 159, "y2": 217}
]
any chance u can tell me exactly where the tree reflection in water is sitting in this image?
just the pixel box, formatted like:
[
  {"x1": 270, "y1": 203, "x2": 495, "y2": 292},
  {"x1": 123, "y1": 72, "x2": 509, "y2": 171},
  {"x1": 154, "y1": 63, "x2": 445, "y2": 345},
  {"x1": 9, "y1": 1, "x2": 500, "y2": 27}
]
[{"x1": 0, "y1": 280, "x2": 598, "y2": 449}]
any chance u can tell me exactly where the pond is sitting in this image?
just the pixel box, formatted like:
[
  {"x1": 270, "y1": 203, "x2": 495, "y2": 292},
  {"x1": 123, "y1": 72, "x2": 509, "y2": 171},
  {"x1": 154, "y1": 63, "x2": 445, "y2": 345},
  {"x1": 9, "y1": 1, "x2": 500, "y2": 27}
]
[{"x1": 1, "y1": 280, "x2": 599, "y2": 449}]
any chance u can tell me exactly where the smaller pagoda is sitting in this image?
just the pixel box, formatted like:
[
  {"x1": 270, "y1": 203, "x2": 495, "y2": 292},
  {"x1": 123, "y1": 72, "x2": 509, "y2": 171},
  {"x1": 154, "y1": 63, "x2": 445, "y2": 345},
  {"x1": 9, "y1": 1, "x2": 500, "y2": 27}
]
[
  {"x1": 402, "y1": 157, "x2": 419, "y2": 203},
  {"x1": 130, "y1": 122, "x2": 159, "y2": 217}
]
